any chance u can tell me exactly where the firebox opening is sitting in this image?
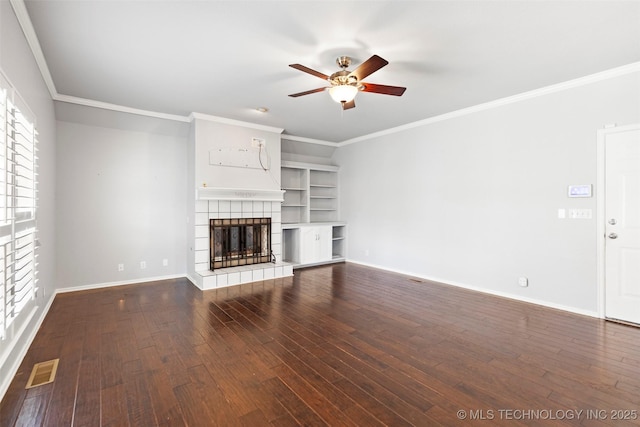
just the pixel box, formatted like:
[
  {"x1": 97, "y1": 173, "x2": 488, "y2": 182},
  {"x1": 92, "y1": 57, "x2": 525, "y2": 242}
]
[{"x1": 210, "y1": 218, "x2": 272, "y2": 270}]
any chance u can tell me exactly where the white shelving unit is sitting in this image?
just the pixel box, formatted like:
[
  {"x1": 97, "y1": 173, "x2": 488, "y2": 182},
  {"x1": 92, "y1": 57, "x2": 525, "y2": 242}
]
[
  {"x1": 309, "y1": 168, "x2": 338, "y2": 223},
  {"x1": 281, "y1": 161, "x2": 346, "y2": 267},
  {"x1": 331, "y1": 224, "x2": 347, "y2": 261},
  {"x1": 281, "y1": 164, "x2": 309, "y2": 224}
]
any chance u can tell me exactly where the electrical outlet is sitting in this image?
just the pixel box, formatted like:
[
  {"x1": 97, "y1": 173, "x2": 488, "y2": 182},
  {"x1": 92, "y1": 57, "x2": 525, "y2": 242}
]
[
  {"x1": 118, "y1": 263, "x2": 124, "y2": 272},
  {"x1": 518, "y1": 277, "x2": 528, "y2": 287},
  {"x1": 163, "y1": 259, "x2": 168, "y2": 267},
  {"x1": 140, "y1": 261, "x2": 146, "y2": 269}
]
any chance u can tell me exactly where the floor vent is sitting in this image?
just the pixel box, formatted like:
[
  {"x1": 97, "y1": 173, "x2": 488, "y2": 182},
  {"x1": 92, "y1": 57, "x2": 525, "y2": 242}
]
[
  {"x1": 25, "y1": 359, "x2": 59, "y2": 389},
  {"x1": 409, "y1": 278, "x2": 424, "y2": 283}
]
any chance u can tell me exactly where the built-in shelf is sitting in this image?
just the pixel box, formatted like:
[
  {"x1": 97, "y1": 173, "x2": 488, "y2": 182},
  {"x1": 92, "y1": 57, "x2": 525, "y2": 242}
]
[
  {"x1": 281, "y1": 164, "x2": 309, "y2": 224},
  {"x1": 331, "y1": 224, "x2": 346, "y2": 263},
  {"x1": 281, "y1": 161, "x2": 345, "y2": 268},
  {"x1": 281, "y1": 161, "x2": 340, "y2": 224}
]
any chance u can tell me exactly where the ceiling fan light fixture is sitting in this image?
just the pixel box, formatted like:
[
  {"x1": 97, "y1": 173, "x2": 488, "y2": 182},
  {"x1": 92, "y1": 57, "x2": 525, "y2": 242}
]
[
  {"x1": 289, "y1": 54, "x2": 405, "y2": 110},
  {"x1": 329, "y1": 84, "x2": 359, "y2": 104}
]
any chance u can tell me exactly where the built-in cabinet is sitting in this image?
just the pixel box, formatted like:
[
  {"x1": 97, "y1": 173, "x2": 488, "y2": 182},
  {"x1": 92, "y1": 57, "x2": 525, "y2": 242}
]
[
  {"x1": 299, "y1": 226, "x2": 332, "y2": 265},
  {"x1": 281, "y1": 161, "x2": 346, "y2": 268}
]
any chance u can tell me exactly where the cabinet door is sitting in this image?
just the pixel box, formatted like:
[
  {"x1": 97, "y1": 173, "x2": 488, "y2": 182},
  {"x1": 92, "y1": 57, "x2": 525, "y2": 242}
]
[
  {"x1": 299, "y1": 226, "x2": 332, "y2": 264},
  {"x1": 299, "y1": 227, "x2": 316, "y2": 265},
  {"x1": 316, "y1": 226, "x2": 332, "y2": 262}
]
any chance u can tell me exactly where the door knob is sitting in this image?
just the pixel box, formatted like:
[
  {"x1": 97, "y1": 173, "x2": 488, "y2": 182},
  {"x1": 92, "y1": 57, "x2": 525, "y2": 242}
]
[{"x1": 608, "y1": 233, "x2": 618, "y2": 239}]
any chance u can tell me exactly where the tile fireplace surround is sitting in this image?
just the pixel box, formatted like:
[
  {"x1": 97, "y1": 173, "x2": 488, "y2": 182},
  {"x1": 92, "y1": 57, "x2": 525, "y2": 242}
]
[{"x1": 192, "y1": 187, "x2": 293, "y2": 290}]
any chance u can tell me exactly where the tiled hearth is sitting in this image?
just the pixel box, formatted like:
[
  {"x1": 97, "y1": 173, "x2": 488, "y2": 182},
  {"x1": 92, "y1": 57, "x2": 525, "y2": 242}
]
[{"x1": 192, "y1": 189, "x2": 293, "y2": 290}]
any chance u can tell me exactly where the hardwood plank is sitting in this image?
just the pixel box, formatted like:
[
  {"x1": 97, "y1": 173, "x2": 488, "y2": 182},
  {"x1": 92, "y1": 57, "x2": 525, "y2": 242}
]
[
  {"x1": 101, "y1": 383, "x2": 129, "y2": 427},
  {"x1": 73, "y1": 319, "x2": 102, "y2": 426},
  {"x1": 123, "y1": 372, "x2": 156, "y2": 427},
  {"x1": 41, "y1": 319, "x2": 87, "y2": 426},
  {"x1": 272, "y1": 363, "x2": 358, "y2": 427},
  {"x1": 173, "y1": 381, "x2": 216, "y2": 426},
  {"x1": 2, "y1": 265, "x2": 640, "y2": 426},
  {"x1": 239, "y1": 408, "x2": 270, "y2": 426},
  {"x1": 183, "y1": 363, "x2": 238, "y2": 426},
  {"x1": 100, "y1": 332, "x2": 123, "y2": 389},
  {"x1": 262, "y1": 376, "x2": 327, "y2": 427},
  {"x1": 12, "y1": 394, "x2": 48, "y2": 427},
  {"x1": 138, "y1": 346, "x2": 187, "y2": 426}
]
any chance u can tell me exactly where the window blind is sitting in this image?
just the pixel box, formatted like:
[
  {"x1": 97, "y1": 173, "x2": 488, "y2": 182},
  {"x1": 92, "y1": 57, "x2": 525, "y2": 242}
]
[{"x1": 0, "y1": 71, "x2": 38, "y2": 340}]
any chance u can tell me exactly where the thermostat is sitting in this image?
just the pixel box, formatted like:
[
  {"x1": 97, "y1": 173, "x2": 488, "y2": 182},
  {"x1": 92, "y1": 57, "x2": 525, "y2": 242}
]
[{"x1": 567, "y1": 184, "x2": 592, "y2": 198}]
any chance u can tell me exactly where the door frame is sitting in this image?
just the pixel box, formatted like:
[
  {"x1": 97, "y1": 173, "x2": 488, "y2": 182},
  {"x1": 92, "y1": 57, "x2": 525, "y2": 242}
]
[{"x1": 596, "y1": 123, "x2": 640, "y2": 319}]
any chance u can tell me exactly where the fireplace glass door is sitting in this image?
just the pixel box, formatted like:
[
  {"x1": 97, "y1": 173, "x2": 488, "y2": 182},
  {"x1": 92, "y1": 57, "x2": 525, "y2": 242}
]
[{"x1": 210, "y1": 218, "x2": 271, "y2": 270}]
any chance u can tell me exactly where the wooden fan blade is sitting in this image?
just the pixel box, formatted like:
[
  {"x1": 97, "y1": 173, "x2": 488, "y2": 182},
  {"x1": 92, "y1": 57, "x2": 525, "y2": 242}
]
[
  {"x1": 350, "y1": 55, "x2": 388, "y2": 81},
  {"x1": 361, "y1": 83, "x2": 406, "y2": 96},
  {"x1": 289, "y1": 64, "x2": 329, "y2": 80},
  {"x1": 288, "y1": 87, "x2": 327, "y2": 97},
  {"x1": 342, "y1": 100, "x2": 356, "y2": 110}
]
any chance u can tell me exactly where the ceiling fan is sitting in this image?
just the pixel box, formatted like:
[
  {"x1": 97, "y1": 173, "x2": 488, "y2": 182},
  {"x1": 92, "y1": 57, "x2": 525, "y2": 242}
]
[{"x1": 288, "y1": 55, "x2": 406, "y2": 110}]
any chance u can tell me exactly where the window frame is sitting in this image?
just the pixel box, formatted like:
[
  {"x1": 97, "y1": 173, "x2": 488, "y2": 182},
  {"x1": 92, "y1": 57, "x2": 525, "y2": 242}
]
[{"x1": 0, "y1": 69, "x2": 39, "y2": 341}]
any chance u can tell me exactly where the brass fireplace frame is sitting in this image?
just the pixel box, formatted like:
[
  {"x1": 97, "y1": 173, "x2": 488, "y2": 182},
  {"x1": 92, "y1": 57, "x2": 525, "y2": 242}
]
[{"x1": 210, "y1": 217, "x2": 272, "y2": 270}]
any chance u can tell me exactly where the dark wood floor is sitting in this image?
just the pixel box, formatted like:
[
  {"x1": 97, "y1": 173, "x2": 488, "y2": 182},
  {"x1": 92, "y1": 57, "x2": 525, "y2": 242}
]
[{"x1": 2, "y1": 263, "x2": 640, "y2": 426}]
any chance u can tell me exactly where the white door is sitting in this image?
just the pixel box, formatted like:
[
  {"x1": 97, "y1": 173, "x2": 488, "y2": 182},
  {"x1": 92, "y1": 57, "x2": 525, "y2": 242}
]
[{"x1": 605, "y1": 126, "x2": 640, "y2": 324}]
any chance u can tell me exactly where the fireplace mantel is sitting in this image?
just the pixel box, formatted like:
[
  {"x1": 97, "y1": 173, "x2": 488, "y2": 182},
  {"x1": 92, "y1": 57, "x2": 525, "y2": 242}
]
[{"x1": 197, "y1": 187, "x2": 285, "y2": 202}]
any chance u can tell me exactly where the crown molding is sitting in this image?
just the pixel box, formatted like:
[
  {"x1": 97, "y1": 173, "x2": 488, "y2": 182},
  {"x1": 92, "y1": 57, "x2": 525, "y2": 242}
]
[
  {"x1": 9, "y1": 0, "x2": 57, "y2": 99},
  {"x1": 55, "y1": 94, "x2": 191, "y2": 122},
  {"x1": 281, "y1": 134, "x2": 339, "y2": 147},
  {"x1": 340, "y1": 61, "x2": 640, "y2": 146},
  {"x1": 188, "y1": 112, "x2": 284, "y2": 134}
]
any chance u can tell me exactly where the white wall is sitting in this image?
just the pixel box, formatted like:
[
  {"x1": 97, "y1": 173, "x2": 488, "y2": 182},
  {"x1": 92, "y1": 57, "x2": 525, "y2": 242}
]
[
  {"x1": 0, "y1": 0, "x2": 57, "y2": 396},
  {"x1": 55, "y1": 106, "x2": 189, "y2": 289},
  {"x1": 333, "y1": 71, "x2": 640, "y2": 315},
  {"x1": 193, "y1": 118, "x2": 282, "y2": 191}
]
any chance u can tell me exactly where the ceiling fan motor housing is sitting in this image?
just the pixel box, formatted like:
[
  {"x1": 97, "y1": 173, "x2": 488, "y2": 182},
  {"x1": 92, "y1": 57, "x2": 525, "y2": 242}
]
[{"x1": 329, "y1": 70, "x2": 359, "y2": 88}]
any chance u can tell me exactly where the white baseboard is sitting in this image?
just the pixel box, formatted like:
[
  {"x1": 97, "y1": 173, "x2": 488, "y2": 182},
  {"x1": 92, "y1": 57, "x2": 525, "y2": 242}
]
[
  {"x1": 56, "y1": 274, "x2": 187, "y2": 294},
  {"x1": 347, "y1": 259, "x2": 600, "y2": 319},
  {"x1": 185, "y1": 274, "x2": 201, "y2": 289}
]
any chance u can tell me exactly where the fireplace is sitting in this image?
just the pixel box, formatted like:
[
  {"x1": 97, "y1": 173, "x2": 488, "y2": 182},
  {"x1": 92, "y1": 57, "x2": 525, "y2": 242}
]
[
  {"x1": 191, "y1": 187, "x2": 291, "y2": 290},
  {"x1": 210, "y1": 217, "x2": 272, "y2": 270}
]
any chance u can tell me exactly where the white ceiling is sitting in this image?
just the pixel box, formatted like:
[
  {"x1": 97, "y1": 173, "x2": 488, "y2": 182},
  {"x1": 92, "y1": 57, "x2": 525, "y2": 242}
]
[{"x1": 22, "y1": 0, "x2": 640, "y2": 143}]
